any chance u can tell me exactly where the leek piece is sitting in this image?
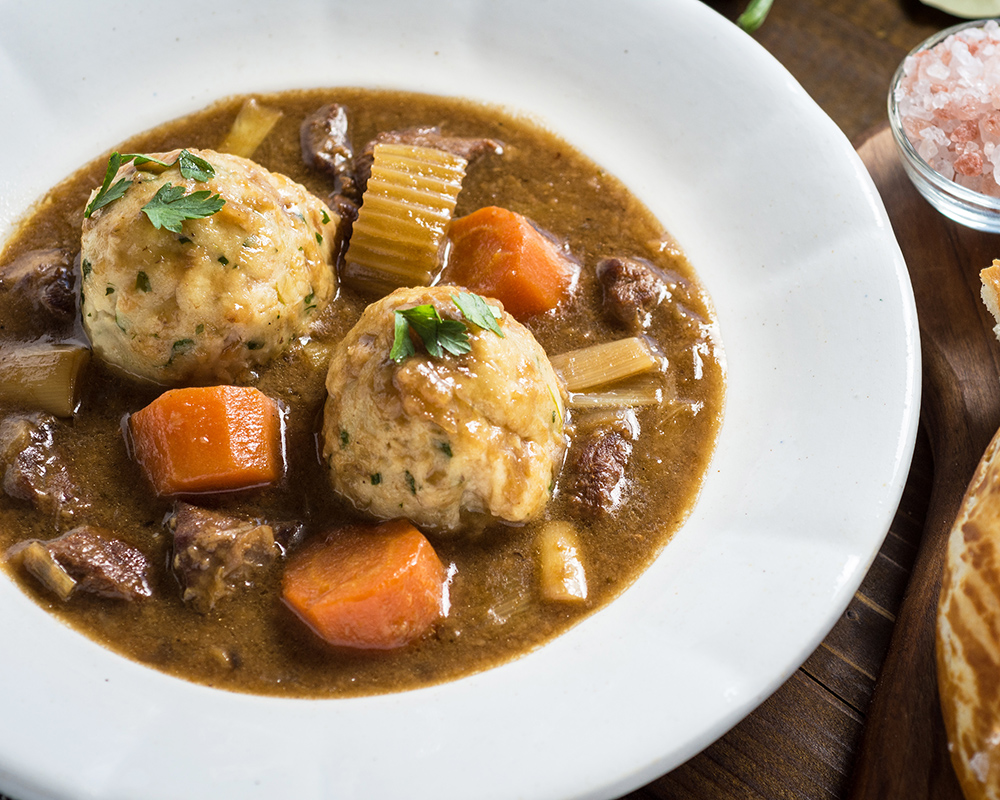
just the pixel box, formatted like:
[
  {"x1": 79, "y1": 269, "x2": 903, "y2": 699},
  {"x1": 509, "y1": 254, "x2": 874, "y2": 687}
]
[
  {"x1": 343, "y1": 143, "x2": 467, "y2": 294},
  {"x1": 567, "y1": 380, "x2": 663, "y2": 409},
  {"x1": 573, "y1": 406, "x2": 641, "y2": 439},
  {"x1": 19, "y1": 541, "x2": 76, "y2": 600},
  {"x1": 567, "y1": 374, "x2": 675, "y2": 410},
  {"x1": 218, "y1": 98, "x2": 283, "y2": 158},
  {"x1": 0, "y1": 342, "x2": 90, "y2": 417},
  {"x1": 537, "y1": 521, "x2": 588, "y2": 603},
  {"x1": 549, "y1": 336, "x2": 658, "y2": 393}
]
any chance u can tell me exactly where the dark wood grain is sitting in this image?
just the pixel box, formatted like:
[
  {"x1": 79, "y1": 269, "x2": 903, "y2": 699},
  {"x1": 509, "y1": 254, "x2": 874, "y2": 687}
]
[{"x1": 845, "y1": 128, "x2": 1000, "y2": 800}]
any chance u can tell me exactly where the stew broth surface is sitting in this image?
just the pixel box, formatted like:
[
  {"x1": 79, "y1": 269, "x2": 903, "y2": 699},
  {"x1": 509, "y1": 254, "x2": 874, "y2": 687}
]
[{"x1": 0, "y1": 89, "x2": 724, "y2": 697}]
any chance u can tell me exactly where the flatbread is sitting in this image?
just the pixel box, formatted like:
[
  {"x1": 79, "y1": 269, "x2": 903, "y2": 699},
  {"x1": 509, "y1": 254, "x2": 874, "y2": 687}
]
[{"x1": 938, "y1": 272, "x2": 1000, "y2": 800}]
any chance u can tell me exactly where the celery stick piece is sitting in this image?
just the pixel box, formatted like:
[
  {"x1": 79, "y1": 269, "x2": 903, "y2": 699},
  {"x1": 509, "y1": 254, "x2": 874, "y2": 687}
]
[
  {"x1": 343, "y1": 143, "x2": 467, "y2": 294},
  {"x1": 0, "y1": 342, "x2": 90, "y2": 417},
  {"x1": 549, "y1": 336, "x2": 658, "y2": 392},
  {"x1": 19, "y1": 541, "x2": 76, "y2": 601},
  {"x1": 218, "y1": 98, "x2": 283, "y2": 158},
  {"x1": 537, "y1": 521, "x2": 588, "y2": 603}
]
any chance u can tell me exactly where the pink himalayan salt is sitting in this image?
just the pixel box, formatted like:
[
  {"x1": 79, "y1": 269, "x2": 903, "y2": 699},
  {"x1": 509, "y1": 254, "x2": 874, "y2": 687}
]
[{"x1": 896, "y1": 20, "x2": 1000, "y2": 196}]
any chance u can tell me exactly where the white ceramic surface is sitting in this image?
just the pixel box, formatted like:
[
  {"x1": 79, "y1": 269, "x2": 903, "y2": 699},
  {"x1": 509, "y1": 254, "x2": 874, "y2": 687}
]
[{"x1": 0, "y1": 2, "x2": 919, "y2": 799}]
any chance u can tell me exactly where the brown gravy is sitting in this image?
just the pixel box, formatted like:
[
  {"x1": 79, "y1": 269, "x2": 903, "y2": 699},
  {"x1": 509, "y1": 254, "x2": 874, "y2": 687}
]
[{"x1": 0, "y1": 89, "x2": 724, "y2": 697}]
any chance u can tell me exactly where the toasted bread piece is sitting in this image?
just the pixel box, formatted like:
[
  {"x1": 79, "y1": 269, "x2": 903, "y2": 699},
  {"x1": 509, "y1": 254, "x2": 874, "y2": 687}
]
[
  {"x1": 981, "y1": 260, "x2": 1000, "y2": 339},
  {"x1": 949, "y1": 262, "x2": 1000, "y2": 799},
  {"x1": 938, "y1": 425, "x2": 1000, "y2": 800}
]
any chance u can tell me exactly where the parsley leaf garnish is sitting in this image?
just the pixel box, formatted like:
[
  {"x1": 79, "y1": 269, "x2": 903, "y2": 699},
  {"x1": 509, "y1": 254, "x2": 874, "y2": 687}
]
[
  {"x1": 127, "y1": 153, "x2": 172, "y2": 170},
  {"x1": 451, "y1": 292, "x2": 504, "y2": 338},
  {"x1": 177, "y1": 149, "x2": 215, "y2": 182},
  {"x1": 390, "y1": 293, "x2": 506, "y2": 363},
  {"x1": 85, "y1": 152, "x2": 133, "y2": 217},
  {"x1": 85, "y1": 150, "x2": 217, "y2": 219},
  {"x1": 390, "y1": 308, "x2": 417, "y2": 362},
  {"x1": 390, "y1": 304, "x2": 472, "y2": 362},
  {"x1": 142, "y1": 183, "x2": 225, "y2": 233},
  {"x1": 400, "y1": 306, "x2": 446, "y2": 357},
  {"x1": 435, "y1": 319, "x2": 471, "y2": 357}
]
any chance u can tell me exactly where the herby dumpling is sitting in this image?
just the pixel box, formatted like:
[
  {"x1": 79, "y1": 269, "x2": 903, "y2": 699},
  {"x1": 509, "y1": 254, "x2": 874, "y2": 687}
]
[
  {"x1": 80, "y1": 148, "x2": 339, "y2": 384},
  {"x1": 322, "y1": 285, "x2": 567, "y2": 533}
]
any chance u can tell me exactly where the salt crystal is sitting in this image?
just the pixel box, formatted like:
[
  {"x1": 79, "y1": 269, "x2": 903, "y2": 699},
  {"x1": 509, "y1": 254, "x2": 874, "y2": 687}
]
[
  {"x1": 982, "y1": 112, "x2": 1000, "y2": 143},
  {"x1": 951, "y1": 119, "x2": 978, "y2": 143},
  {"x1": 955, "y1": 151, "x2": 983, "y2": 176},
  {"x1": 899, "y1": 22, "x2": 1000, "y2": 193},
  {"x1": 918, "y1": 137, "x2": 940, "y2": 162},
  {"x1": 927, "y1": 61, "x2": 951, "y2": 81}
]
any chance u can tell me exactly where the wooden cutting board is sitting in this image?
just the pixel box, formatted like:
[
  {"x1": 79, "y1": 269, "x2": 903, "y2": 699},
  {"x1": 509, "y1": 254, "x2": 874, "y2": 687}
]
[{"x1": 847, "y1": 126, "x2": 1000, "y2": 797}]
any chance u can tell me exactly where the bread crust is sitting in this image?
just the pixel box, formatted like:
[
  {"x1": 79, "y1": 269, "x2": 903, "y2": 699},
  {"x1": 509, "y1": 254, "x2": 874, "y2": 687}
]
[
  {"x1": 938, "y1": 425, "x2": 1000, "y2": 800},
  {"x1": 979, "y1": 258, "x2": 1000, "y2": 336},
  {"x1": 982, "y1": 261, "x2": 1000, "y2": 336}
]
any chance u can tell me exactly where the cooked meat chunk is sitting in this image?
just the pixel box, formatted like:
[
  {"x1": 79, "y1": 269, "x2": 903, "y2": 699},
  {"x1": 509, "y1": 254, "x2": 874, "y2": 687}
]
[
  {"x1": 43, "y1": 526, "x2": 151, "y2": 599},
  {"x1": 0, "y1": 248, "x2": 77, "y2": 322},
  {"x1": 8, "y1": 526, "x2": 152, "y2": 601},
  {"x1": 271, "y1": 519, "x2": 307, "y2": 554},
  {"x1": 299, "y1": 104, "x2": 361, "y2": 264},
  {"x1": 328, "y1": 193, "x2": 359, "y2": 257},
  {"x1": 80, "y1": 148, "x2": 339, "y2": 385},
  {"x1": 596, "y1": 256, "x2": 671, "y2": 331},
  {"x1": 322, "y1": 285, "x2": 567, "y2": 533},
  {"x1": 568, "y1": 431, "x2": 633, "y2": 515},
  {"x1": 355, "y1": 127, "x2": 502, "y2": 195},
  {"x1": 168, "y1": 502, "x2": 279, "y2": 612},
  {"x1": 300, "y1": 103, "x2": 361, "y2": 204},
  {"x1": 0, "y1": 412, "x2": 90, "y2": 522}
]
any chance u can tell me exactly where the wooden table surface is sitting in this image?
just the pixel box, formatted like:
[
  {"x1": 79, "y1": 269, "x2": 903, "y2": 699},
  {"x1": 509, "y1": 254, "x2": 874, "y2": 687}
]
[
  {"x1": 626, "y1": 1, "x2": 982, "y2": 799},
  {"x1": 0, "y1": 4, "x2": 978, "y2": 800}
]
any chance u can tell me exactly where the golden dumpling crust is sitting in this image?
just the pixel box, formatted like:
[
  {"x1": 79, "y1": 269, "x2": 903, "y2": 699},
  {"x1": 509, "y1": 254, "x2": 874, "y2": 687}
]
[
  {"x1": 322, "y1": 285, "x2": 567, "y2": 533},
  {"x1": 81, "y1": 148, "x2": 339, "y2": 385}
]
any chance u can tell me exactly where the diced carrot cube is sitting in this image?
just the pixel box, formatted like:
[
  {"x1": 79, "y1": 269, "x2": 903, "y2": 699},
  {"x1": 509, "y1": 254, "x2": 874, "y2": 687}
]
[
  {"x1": 129, "y1": 385, "x2": 283, "y2": 496},
  {"x1": 282, "y1": 519, "x2": 445, "y2": 650},
  {"x1": 442, "y1": 206, "x2": 577, "y2": 319}
]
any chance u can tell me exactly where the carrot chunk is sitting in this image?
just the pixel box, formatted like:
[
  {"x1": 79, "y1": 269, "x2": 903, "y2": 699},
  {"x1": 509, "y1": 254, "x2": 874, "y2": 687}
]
[
  {"x1": 282, "y1": 519, "x2": 446, "y2": 650},
  {"x1": 441, "y1": 206, "x2": 577, "y2": 319},
  {"x1": 129, "y1": 385, "x2": 283, "y2": 496}
]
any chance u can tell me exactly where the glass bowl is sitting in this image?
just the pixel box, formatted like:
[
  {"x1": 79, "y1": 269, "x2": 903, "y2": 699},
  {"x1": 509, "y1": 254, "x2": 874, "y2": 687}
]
[{"x1": 888, "y1": 19, "x2": 1000, "y2": 233}]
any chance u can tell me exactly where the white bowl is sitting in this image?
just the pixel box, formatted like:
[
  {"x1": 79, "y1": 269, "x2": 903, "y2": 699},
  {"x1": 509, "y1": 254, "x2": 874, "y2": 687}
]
[{"x1": 0, "y1": 1, "x2": 919, "y2": 799}]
